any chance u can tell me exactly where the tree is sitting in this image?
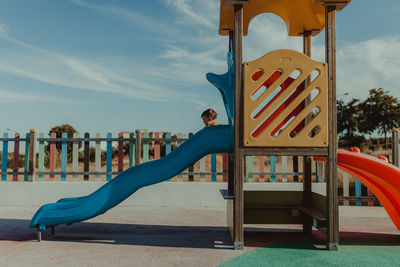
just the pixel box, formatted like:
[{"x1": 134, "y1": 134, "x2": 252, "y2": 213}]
[
  {"x1": 337, "y1": 98, "x2": 366, "y2": 148},
  {"x1": 358, "y1": 88, "x2": 400, "y2": 148},
  {"x1": 47, "y1": 124, "x2": 82, "y2": 163}
]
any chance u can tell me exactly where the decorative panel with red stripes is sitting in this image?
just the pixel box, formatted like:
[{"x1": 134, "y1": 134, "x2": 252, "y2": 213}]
[{"x1": 243, "y1": 49, "x2": 328, "y2": 147}]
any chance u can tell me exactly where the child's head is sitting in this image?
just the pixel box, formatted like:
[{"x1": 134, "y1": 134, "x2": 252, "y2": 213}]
[{"x1": 201, "y1": 108, "x2": 217, "y2": 126}]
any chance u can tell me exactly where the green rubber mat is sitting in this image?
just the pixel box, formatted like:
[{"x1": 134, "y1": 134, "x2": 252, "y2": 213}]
[{"x1": 220, "y1": 241, "x2": 400, "y2": 267}]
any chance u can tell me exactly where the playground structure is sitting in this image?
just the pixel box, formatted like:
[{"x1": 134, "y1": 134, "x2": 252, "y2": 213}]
[
  {"x1": 24, "y1": 0, "x2": 400, "y2": 251},
  {"x1": 214, "y1": 0, "x2": 352, "y2": 250}
]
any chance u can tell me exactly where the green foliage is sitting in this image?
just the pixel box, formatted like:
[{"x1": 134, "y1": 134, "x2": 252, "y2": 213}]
[
  {"x1": 46, "y1": 124, "x2": 82, "y2": 163},
  {"x1": 358, "y1": 88, "x2": 400, "y2": 147},
  {"x1": 338, "y1": 88, "x2": 400, "y2": 149}
]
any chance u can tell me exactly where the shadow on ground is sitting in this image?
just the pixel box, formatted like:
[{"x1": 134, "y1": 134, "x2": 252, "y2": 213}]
[{"x1": 0, "y1": 218, "x2": 233, "y2": 249}]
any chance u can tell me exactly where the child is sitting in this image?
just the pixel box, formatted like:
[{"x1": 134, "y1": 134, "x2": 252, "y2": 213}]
[{"x1": 201, "y1": 108, "x2": 220, "y2": 127}]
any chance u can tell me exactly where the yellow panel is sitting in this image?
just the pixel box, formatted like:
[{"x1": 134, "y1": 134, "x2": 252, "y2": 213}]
[
  {"x1": 219, "y1": 0, "x2": 351, "y2": 36},
  {"x1": 243, "y1": 49, "x2": 328, "y2": 147}
]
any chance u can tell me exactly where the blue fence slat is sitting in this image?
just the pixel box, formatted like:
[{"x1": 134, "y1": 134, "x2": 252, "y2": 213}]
[
  {"x1": 355, "y1": 178, "x2": 362, "y2": 206},
  {"x1": 270, "y1": 156, "x2": 276, "y2": 182},
  {"x1": 1, "y1": 133, "x2": 8, "y2": 181},
  {"x1": 211, "y1": 153, "x2": 217, "y2": 182},
  {"x1": 24, "y1": 133, "x2": 30, "y2": 181},
  {"x1": 166, "y1": 133, "x2": 171, "y2": 154},
  {"x1": 106, "y1": 132, "x2": 112, "y2": 181},
  {"x1": 166, "y1": 133, "x2": 171, "y2": 181},
  {"x1": 61, "y1": 132, "x2": 68, "y2": 181}
]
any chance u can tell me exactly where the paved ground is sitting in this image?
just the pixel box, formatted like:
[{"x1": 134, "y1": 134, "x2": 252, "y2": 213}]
[{"x1": 0, "y1": 206, "x2": 399, "y2": 267}]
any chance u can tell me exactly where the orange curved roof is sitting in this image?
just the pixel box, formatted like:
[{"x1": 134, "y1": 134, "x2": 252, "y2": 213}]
[{"x1": 219, "y1": 0, "x2": 351, "y2": 37}]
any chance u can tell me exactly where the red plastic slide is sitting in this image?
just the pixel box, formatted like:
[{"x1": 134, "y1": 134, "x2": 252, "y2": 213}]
[{"x1": 337, "y1": 149, "x2": 400, "y2": 230}]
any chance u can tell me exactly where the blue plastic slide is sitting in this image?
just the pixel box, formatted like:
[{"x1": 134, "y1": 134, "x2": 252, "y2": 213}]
[{"x1": 30, "y1": 125, "x2": 233, "y2": 230}]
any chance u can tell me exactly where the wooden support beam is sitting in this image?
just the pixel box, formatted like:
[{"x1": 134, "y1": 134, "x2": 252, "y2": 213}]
[
  {"x1": 233, "y1": 3, "x2": 244, "y2": 250},
  {"x1": 392, "y1": 129, "x2": 399, "y2": 167},
  {"x1": 28, "y1": 129, "x2": 37, "y2": 182},
  {"x1": 325, "y1": 4, "x2": 339, "y2": 251},
  {"x1": 243, "y1": 147, "x2": 328, "y2": 156},
  {"x1": 303, "y1": 30, "x2": 313, "y2": 235}
]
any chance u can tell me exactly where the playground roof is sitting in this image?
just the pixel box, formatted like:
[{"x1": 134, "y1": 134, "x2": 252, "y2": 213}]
[{"x1": 219, "y1": 0, "x2": 351, "y2": 37}]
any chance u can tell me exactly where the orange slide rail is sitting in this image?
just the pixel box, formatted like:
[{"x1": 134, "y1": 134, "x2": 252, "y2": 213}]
[{"x1": 336, "y1": 149, "x2": 400, "y2": 230}]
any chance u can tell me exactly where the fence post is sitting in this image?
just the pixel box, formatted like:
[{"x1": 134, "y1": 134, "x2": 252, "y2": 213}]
[
  {"x1": 13, "y1": 133, "x2": 20, "y2": 181},
  {"x1": 223, "y1": 153, "x2": 228, "y2": 182},
  {"x1": 247, "y1": 156, "x2": 253, "y2": 182},
  {"x1": 166, "y1": 132, "x2": 171, "y2": 181},
  {"x1": 258, "y1": 156, "x2": 265, "y2": 182},
  {"x1": 143, "y1": 132, "x2": 149, "y2": 163},
  {"x1": 270, "y1": 156, "x2": 276, "y2": 182},
  {"x1": 72, "y1": 132, "x2": 79, "y2": 181},
  {"x1": 342, "y1": 172, "x2": 349, "y2": 206},
  {"x1": 61, "y1": 132, "x2": 67, "y2": 181},
  {"x1": 84, "y1": 132, "x2": 90, "y2": 181},
  {"x1": 28, "y1": 129, "x2": 37, "y2": 182},
  {"x1": 24, "y1": 133, "x2": 30, "y2": 181},
  {"x1": 211, "y1": 153, "x2": 216, "y2": 182},
  {"x1": 355, "y1": 178, "x2": 362, "y2": 206},
  {"x1": 281, "y1": 156, "x2": 287, "y2": 182},
  {"x1": 38, "y1": 133, "x2": 44, "y2": 181},
  {"x1": 129, "y1": 133, "x2": 135, "y2": 168},
  {"x1": 135, "y1": 130, "x2": 141, "y2": 166},
  {"x1": 392, "y1": 129, "x2": 399, "y2": 167},
  {"x1": 95, "y1": 133, "x2": 101, "y2": 181},
  {"x1": 293, "y1": 156, "x2": 299, "y2": 182},
  {"x1": 118, "y1": 132, "x2": 124, "y2": 173},
  {"x1": 106, "y1": 132, "x2": 112, "y2": 181},
  {"x1": 49, "y1": 132, "x2": 55, "y2": 180},
  {"x1": 1, "y1": 133, "x2": 8, "y2": 181}
]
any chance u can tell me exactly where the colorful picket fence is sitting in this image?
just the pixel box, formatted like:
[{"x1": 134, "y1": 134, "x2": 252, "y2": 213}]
[
  {"x1": 1, "y1": 128, "x2": 396, "y2": 206},
  {"x1": 0, "y1": 130, "x2": 319, "y2": 183}
]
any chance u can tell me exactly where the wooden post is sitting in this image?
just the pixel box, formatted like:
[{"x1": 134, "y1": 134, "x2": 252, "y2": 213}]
[
  {"x1": 28, "y1": 129, "x2": 37, "y2": 182},
  {"x1": 135, "y1": 130, "x2": 141, "y2": 166},
  {"x1": 106, "y1": 133, "x2": 112, "y2": 181},
  {"x1": 49, "y1": 132, "x2": 55, "y2": 180},
  {"x1": 281, "y1": 156, "x2": 287, "y2": 182},
  {"x1": 129, "y1": 133, "x2": 135, "y2": 168},
  {"x1": 325, "y1": 3, "x2": 339, "y2": 251},
  {"x1": 342, "y1": 172, "x2": 349, "y2": 206},
  {"x1": 228, "y1": 30, "x2": 234, "y2": 195},
  {"x1": 303, "y1": 30, "x2": 313, "y2": 235},
  {"x1": 1, "y1": 133, "x2": 8, "y2": 181},
  {"x1": 38, "y1": 133, "x2": 44, "y2": 181},
  {"x1": 223, "y1": 153, "x2": 228, "y2": 182},
  {"x1": 118, "y1": 132, "x2": 124, "y2": 173},
  {"x1": 293, "y1": 156, "x2": 299, "y2": 181},
  {"x1": 392, "y1": 129, "x2": 399, "y2": 167},
  {"x1": 188, "y1": 132, "x2": 194, "y2": 181},
  {"x1": 84, "y1": 132, "x2": 90, "y2": 181},
  {"x1": 233, "y1": 3, "x2": 244, "y2": 250},
  {"x1": 12, "y1": 133, "x2": 20, "y2": 181},
  {"x1": 60, "y1": 132, "x2": 67, "y2": 181},
  {"x1": 24, "y1": 133, "x2": 30, "y2": 181},
  {"x1": 303, "y1": 156, "x2": 313, "y2": 234},
  {"x1": 73, "y1": 132, "x2": 79, "y2": 181},
  {"x1": 95, "y1": 133, "x2": 101, "y2": 181}
]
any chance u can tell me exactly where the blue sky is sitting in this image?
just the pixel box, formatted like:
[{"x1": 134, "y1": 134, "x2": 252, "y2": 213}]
[{"x1": 0, "y1": 0, "x2": 399, "y2": 136}]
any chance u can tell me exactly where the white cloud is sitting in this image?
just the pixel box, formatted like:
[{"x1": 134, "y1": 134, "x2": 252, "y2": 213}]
[
  {"x1": 337, "y1": 36, "x2": 400, "y2": 100},
  {"x1": 71, "y1": 0, "x2": 180, "y2": 37},
  {"x1": 164, "y1": 0, "x2": 219, "y2": 30},
  {"x1": 0, "y1": 29, "x2": 183, "y2": 102},
  {"x1": 0, "y1": 88, "x2": 74, "y2": 104}
]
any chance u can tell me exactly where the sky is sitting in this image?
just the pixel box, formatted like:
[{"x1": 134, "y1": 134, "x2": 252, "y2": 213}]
[{"x1": 0, "y1": 0, "x2": 399, "y2": 137}]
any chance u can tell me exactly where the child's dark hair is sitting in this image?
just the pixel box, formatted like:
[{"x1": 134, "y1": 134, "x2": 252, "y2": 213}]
[{"x1": 201, "y1": 108, "x2": 217, "y2": 120}]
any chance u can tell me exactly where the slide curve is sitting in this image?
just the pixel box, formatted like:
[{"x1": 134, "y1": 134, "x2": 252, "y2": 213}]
[
  {"x1": 30, "y1": 125, "x2": 233, "y2": 230},
  {"x1": 337, "y1": 149, "x2": 400, "y2": 230}
]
